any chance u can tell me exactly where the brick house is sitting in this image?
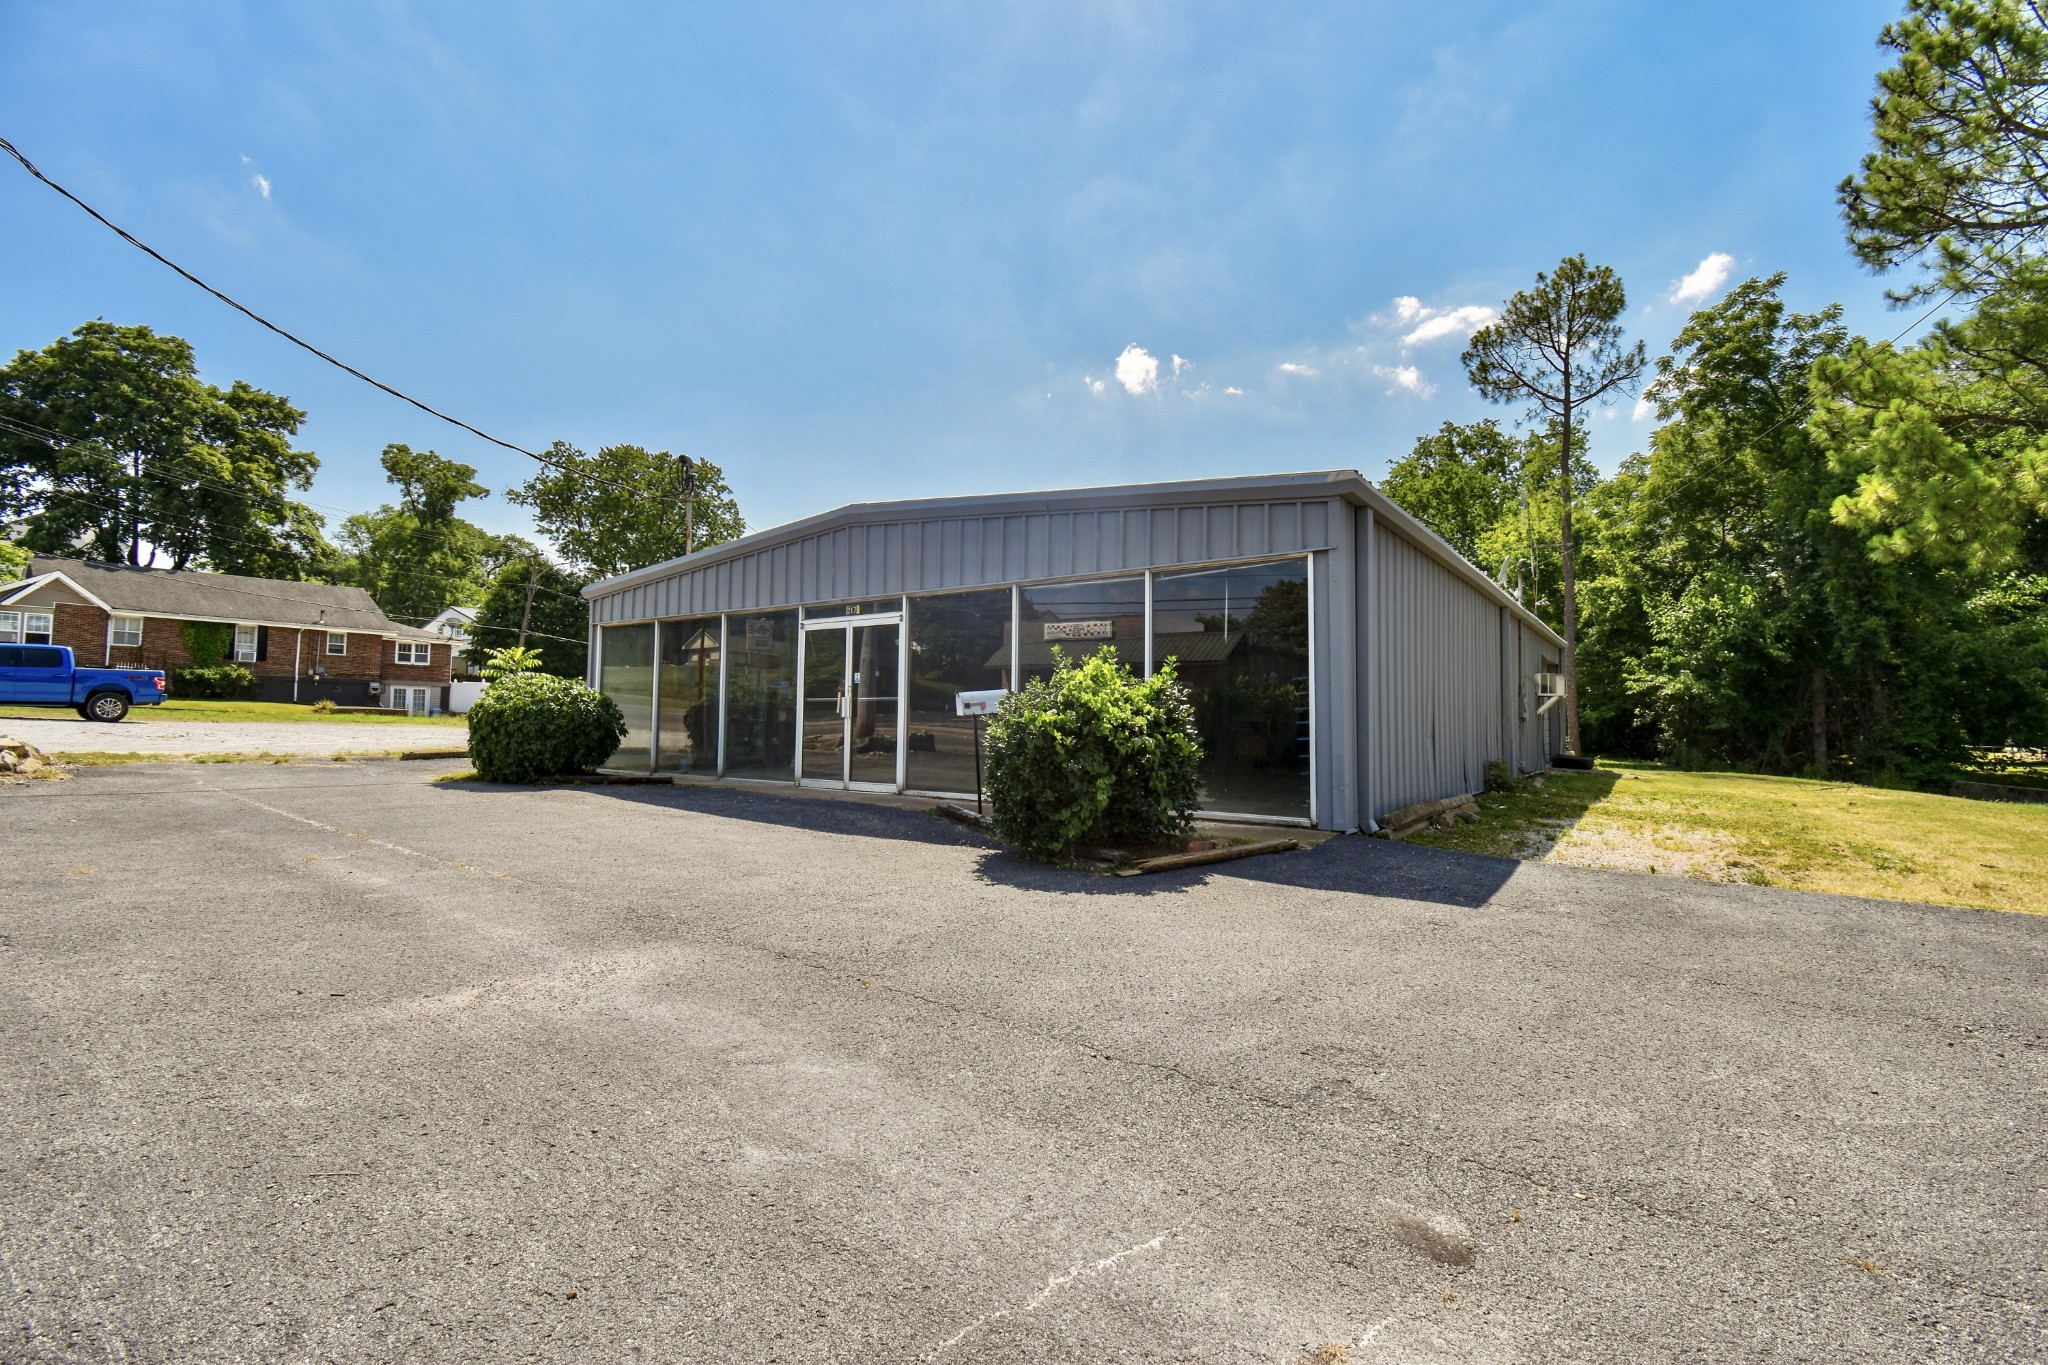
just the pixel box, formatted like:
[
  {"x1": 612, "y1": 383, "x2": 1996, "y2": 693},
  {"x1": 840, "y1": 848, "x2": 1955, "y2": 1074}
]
[{"x1": 0, "y1": 557, "x2": 454, "y2": 711}]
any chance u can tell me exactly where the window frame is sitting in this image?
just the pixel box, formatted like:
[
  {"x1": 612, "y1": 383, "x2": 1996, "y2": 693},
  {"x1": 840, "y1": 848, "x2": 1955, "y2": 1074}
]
[
  {"x1": 326, "y1": 631, "x2": 348, "y2": 656},
  {"x1": 233, "y1": 624, "x2": 259, "y2": 662},
  {"x1": 0, "y1": 610, "x2": 17, "y2": 644},
  {"x1": 394, "y1": 640, "x2": 433, "y2": 666},
  {"x1": 22, "y1": 611, "x2": 54, "y2": 646},
  {"x1": 109, "y1": 614, "x2": 144, "y2": 649}
]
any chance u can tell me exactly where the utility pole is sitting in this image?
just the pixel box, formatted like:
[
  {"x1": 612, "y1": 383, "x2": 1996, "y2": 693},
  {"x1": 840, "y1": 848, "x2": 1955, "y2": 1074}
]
[
  {"x1": 517, "y1": 556, "x2": 540, "y2": 648},
  {"x1": 678, "y1": 453, "x2": 697, "y2": 556}
]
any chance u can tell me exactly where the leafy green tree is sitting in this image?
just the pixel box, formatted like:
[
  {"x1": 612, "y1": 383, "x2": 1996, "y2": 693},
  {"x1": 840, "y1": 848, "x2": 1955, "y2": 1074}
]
[
  {"x1": 1579, "y1": 272, "x2": 2048, "y2": 774},
  {"x1": 466, "y1": 556, "x2": 589, "y2": 679},
  {"x1": 1380, "y1": 420, "x2": 1525, "y2": 565},
  {"x1": 479, "y1": 645, "x2": 545, "y2": 681},
  {"x1": 1841, "y1": 0, "x2": 2048, "y2": 303},
  {"x1": 510, "y1": 442, "x2": 743, "y2": 579},
  {"x1": 0, "y1": 321, "x2": 329, "y2": 574},
  {"x1": 1823, "y1": 0, "x2": 2048, "y2": 572},
  {"x1": 1463, "y1": 257, "x2": 1647, "y2": 752},
  {"x1": 337, "y1": 444, "x2": 533, "y2": 623}
]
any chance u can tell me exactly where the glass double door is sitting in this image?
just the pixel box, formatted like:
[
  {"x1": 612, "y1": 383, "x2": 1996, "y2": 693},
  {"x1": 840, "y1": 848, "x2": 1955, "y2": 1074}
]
[{"x1": 800, "y1": 620, "x2": 900, "y2": 788}]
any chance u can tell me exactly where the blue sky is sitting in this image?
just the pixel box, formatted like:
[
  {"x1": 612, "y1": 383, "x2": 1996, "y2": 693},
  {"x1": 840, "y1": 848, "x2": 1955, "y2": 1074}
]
[{"x1": 4, "y1": 1, "x2": 1910, "y2": 546}]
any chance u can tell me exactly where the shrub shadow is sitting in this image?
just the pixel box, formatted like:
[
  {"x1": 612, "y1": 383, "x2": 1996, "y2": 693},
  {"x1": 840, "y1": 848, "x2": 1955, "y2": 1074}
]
[{"x1": 434, "y1": 776, "x2": 1003, "y2": 850}]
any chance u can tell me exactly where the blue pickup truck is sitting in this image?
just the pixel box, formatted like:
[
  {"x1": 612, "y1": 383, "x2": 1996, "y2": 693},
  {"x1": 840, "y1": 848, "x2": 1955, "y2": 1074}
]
[{"x1": 0, "y1": 645, "x2": 166, "y2": 722}]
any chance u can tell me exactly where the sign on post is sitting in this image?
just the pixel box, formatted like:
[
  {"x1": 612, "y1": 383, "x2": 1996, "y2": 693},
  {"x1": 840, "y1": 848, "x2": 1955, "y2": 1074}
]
[
  {"x1": 955, "y1": 689, "x2": 1008, "y2": 716},
  {"x1": 954, "y1": 689, "x2": 1008, "y2": 813}
]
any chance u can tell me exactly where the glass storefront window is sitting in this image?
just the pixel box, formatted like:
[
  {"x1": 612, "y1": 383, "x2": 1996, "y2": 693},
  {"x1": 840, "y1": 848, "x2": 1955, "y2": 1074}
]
[
  {"x1": 905, "y1": 588, "x2": 1012, "y2": 795},
  {"x1": 723, "y1": 610, "x2": 797, "y2": 780},
  {"x1": 1151, "y1": 559, "x2": 1309, "y2": 819},
  {"x1": 1015, "y1": 577, "x2": 1143, "y2": 681},
  {"x1": 656, "y1": 617, "x2": 721, "y2": 773},
  {"x1": 599, "y1": 623, "x2": 656, "y2": 771}
]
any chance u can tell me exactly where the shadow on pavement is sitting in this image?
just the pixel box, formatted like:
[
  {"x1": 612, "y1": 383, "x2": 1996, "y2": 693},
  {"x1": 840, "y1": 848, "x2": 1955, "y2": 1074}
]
[
  {"x1": 1210, "y1": 833, "x2": 1518, "y2": 908},
  {"x1": 435, "y1": 777, "x2": 1002, "y2": 850},
  {"x1": 433, "y1": 777, "x2": 1522, "y2": 908}
]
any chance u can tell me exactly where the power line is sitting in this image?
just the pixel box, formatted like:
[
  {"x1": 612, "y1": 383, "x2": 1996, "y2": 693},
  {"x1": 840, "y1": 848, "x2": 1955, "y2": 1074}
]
[{"x1": 0, "y1": 134, "x2": 664, "y2": 504}]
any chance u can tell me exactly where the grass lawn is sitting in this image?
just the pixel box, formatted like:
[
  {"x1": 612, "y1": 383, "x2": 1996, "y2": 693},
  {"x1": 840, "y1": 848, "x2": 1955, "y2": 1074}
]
[
  {"x1": 1408, "y1": 761, "x2": 2048, "y2": 915},
  {"x1": 0, "y1": 698, "x2": 467, "y2": 726}
]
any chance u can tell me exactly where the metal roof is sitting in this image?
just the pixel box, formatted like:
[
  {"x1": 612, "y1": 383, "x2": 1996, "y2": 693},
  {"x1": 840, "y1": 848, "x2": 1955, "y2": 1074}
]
[
  {"x1": 10, "y1": 557, "x2": 441, "y2": 640},
  {"x1": 583, "y1": 469, "x2": 1564, "y2": 649}
]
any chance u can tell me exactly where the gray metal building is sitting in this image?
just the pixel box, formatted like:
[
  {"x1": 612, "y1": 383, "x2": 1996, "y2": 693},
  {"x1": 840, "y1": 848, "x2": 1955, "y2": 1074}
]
[{"x1": 581, "y1": 470, "x2": 1565, "y2": 830}]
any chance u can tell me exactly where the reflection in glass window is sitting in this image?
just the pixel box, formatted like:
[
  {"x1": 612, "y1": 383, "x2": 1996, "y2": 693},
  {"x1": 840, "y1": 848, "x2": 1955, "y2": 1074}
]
[
  {"x1": 656, "y1": 617, "x2": 721, "y2": 774},
  {"x1": 599, "y1": 623, "x2": 656, "y2": 771},
  {"x1": 905, "y1": 589, "x2": 1011, "y2": 795},
  {"x1": 723, "y1": 611, "x2": 797, "y2": 780},
  {"x1": 1152, "y1": 559, "x2": 1309, "y2": 819},
  {"x1": 1014, "y1": 577, "x2": 1143, "y2": 682}
]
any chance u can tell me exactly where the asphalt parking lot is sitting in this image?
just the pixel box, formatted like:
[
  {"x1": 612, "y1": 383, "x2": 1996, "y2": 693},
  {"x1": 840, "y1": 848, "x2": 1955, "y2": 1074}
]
[{"x1": 2, "y1": 762, "x2": 2043, "y2": 1363}]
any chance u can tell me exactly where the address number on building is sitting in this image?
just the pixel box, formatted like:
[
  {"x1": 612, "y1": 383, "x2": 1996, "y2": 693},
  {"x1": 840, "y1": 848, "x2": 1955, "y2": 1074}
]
[{"x1": 1043, "y1": 620, "x2": 1113, "y2": 641}]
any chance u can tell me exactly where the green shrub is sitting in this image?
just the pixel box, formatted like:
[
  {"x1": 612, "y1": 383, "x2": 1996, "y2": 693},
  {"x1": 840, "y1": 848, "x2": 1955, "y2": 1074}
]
[
  {"x1": 310, "y1": 698, "x2": 337, "y2": 714},
  {"x1": 169, "y1": 664, "x2": 258, "y2": 699},
  {"x1": 983, "y1": 647, "x2": 1202, "y2": 858},
  {"x1": 179, "y1": 620, "x2": 236, "y2": 665},
  {"x1": 465, "y1": 672, "x2": 626, "y2": 783},
  {"x1": 1484, "y1": 759, "x2": 1515, "y2": 792}
]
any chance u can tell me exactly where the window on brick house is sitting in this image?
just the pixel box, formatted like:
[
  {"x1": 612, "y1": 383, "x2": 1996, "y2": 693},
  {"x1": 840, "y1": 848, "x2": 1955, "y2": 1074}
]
[
  {"x1": 395, "y1": 641, "x2": 433, "y2": 666},
  {"x1": 8, "y1": 611, "x2": 55, "y2": 645},
  {"x1": 327, "y1": 631, "x2": 347, "y2": 655},
  {"x1": 110, "y1": 615, "x2": 143, "y2": 648},
  {"x1": 234, "y1": 624, "x2": 259, "y2": 662}
]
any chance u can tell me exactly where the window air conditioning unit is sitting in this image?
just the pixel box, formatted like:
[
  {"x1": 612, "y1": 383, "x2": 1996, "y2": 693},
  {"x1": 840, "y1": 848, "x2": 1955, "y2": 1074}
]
[{"x1": 1533, "y1": 672, "x2": 1565, "y2": 715}]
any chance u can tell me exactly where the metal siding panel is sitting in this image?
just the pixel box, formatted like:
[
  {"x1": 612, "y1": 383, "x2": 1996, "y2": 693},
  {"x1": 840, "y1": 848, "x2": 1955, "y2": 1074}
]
[
  {"x1": 1273, "y1": 502, "x2": 1303, "y2": 551},
  {"x1": 1207, "y1": 505, "x2": 1234, "y2": 561},
  {"x1": 1146, "y1": 508, "x2": 1173, "y2": 566},
  {"x1": 1070, "y1": 511, "x2": 1097, "y2": 576},
  {"x1": 1304, "y1": 499, "x2": 1329, "y2": 549},
  {"x1": 1176, "y1": 506, "x2": 1204, "y2": 563},
  {"x1": 1242, "y1": 503, "x2": 1269, "y2": 557},
  {"x1": 1024, "y1": 514, "x2": 1050, "y2": 581},
  {"x1": 1002, "y1": 516, "x2": 1027, "y2": 581},
  {"x1": 1048, "y1": 513, "x2": 1073, "y2": 579}
]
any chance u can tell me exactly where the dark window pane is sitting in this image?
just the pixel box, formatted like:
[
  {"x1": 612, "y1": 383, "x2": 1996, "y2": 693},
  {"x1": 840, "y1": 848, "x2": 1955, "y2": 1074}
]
[
  {"x1": 656, "y1": 617, "x2": 721, "y2": 774},
  {"x1": 905, "y1": 588, "x2": 1011, "y2": 795},
  {"x1": 599, "y1": 624, "x2": 656, "y2": 771},
  {"x1": 1015, "y1": 578, "x2": 1143, "y2": 681},
  {"x1": 723, "y1": 611, "x2": 797, "y2": 780},
  {"x1": 1152, "y1": 559, "x2": 1309, "y2": 819}
]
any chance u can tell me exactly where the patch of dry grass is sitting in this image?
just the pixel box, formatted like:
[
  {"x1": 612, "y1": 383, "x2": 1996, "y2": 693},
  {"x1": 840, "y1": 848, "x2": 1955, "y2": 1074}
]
[{"x1": 1409, "y1": 763, "x2": 2048, "y2": 914}]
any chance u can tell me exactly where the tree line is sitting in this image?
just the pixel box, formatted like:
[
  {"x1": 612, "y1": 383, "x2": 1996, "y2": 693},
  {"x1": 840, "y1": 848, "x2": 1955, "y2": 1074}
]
[
  {"x1": 0, "y1": 322, "x2": 744, "y2": 678},
  {"x1": 1381, "y1": 0, "x2": 2048, "y2": 783}
]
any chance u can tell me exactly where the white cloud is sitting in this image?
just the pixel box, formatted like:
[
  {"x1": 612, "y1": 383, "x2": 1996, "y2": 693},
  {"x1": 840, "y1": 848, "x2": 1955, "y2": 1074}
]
[
  {"x1": 1399, "y1": 303, "x2": 1496, "y2": 347},
  {"x1": 1278, "y1": 361, "x2": 1319, "y2": 378},
  {"x1": 1632, "y1": 395, "x2": 1656, "y2": 422},
  {"x1": 1669, "y1": 252, "x2": 1734, "y2": 305},
  {"x1": 252, "y1": 173, "x2": 272, "y2": 199},
  {"x1": 1113, "y1": 344, "x2": 1159, "y2": 395},
  {"x1": 1171, "y1": 354, "x2": 1190, "y2": 378},
  {"x1": 1224, "y1": 386, "x2": 1244, "y2": 395},
  {"x1": 1083, "y1": 375, "x2": 1107, "y2": 394},
  {"x1": 1372, "y1": 364, "x2": 1435, "y2": 397},
  {"x1": 1392, "y1": 295, "x2": 1427, "y2": 323}
]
